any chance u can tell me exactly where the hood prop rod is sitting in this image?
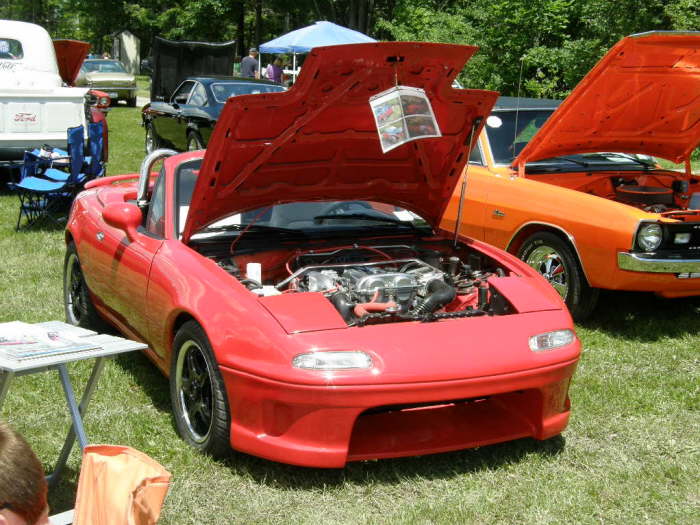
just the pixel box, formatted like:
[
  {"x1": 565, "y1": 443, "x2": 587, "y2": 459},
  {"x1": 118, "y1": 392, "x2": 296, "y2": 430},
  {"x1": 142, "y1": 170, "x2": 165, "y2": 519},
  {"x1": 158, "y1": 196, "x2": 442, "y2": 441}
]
[{"x1": 454, "y1": 117, "x2": 482, "y2": 248}]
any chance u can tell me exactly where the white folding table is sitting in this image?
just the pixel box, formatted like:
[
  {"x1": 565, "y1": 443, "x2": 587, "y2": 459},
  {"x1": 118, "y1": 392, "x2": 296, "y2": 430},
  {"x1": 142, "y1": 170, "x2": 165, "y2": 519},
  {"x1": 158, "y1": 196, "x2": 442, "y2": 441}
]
[{"x1": 0, "y1": 321, "x2": 147, "y2": 486}]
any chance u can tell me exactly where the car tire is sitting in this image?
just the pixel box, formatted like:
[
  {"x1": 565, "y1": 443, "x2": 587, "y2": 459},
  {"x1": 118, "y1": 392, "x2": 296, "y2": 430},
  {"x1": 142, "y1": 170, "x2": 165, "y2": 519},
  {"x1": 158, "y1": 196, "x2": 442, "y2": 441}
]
[
  {"x1": 518, "y1": 232, "x2": 599, "y2": 321},
  {"x1": 145, "y1": 122, "x2": 161, "y2": 154},
  {"x1": 170, "y1": 320, "x2": 230, "y2": 457},
  {"x1": 187, "y1": 131, "x2": 204, "y2": 151},
  {"x1": 63, "y1": 242, "x2": 108, "y2": 330}
]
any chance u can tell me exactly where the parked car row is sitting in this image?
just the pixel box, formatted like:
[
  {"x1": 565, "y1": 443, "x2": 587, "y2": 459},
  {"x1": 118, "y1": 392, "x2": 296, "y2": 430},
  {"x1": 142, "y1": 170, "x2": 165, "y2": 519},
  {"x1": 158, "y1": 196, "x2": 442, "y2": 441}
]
[{"x1": 63, "y1": 33, "x2": 699, "y2": 467}]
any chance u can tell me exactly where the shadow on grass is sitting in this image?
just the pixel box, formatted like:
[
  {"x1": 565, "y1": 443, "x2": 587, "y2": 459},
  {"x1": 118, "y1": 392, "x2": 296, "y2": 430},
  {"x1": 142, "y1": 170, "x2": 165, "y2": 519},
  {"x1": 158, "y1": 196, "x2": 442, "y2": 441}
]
[
  {"x1": 113, "y1": 352, "x2": 171, "y2": 413},
  {"x1": 47, "y1": 465, "x2": 79, "y2": 515},
  {"x1": 218, "y1": 435, "x2": 565, "y2": 489},
  {"x1": 579, "y1": 290, "x2": 700, "y2": 341}
]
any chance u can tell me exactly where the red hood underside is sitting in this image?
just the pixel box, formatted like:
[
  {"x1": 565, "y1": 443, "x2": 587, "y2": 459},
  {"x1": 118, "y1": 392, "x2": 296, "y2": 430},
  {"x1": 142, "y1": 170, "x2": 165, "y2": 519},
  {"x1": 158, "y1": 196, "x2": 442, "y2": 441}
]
[
  {"x1": 515, "y1": 31, "x2": 700, "y2": 167},
  {"x1": 53, "y1": 39, "x2": 90, "y2": 85},
  {"x1": 182, "y1": 42, "x2": 498, "y2": 243}
]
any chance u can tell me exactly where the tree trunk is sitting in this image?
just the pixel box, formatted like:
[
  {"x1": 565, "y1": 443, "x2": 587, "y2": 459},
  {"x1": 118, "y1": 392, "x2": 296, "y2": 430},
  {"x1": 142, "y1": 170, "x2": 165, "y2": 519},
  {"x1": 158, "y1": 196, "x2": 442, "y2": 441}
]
[
  {"x1": 255, "y1": 0, "x2": 262, "y2": 48},
  {"x1": 236, "y1": 0, "x2": 245, "y2": 57},
  {"x1": 349, "y1": 0, "x2": 358, "y2": 29}
]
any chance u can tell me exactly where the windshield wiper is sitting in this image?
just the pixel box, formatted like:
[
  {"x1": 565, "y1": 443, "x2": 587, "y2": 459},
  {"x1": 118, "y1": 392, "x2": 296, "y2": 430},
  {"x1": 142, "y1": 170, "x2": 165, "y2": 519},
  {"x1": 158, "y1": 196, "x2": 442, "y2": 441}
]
[
  {"x1": 591, "y1": 152, "x2": 655, "y2": 169},
  {"x1": 313, "y1": 213, "x2": 416, "y2": 227},
  {"x1": 199, "y1": 224, "x2": 303, "y2": 235}
]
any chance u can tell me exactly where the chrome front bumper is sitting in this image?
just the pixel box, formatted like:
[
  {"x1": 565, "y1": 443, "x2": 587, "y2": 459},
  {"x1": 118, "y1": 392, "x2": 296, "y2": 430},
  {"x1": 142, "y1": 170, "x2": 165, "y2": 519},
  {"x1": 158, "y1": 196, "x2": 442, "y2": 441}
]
[{"x1": 618, "y1": 252, "x2": 700, "y2": 274}]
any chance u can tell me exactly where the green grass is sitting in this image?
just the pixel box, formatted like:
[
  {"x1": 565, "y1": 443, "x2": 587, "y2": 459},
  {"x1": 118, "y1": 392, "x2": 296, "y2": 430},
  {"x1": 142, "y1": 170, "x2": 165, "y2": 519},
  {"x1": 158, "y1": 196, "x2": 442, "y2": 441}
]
[
  {"x1": 0, "y1": 107, "x2": 698, "y2": 524},
  {"x1": 136, "y1": 75, "x2": 151, "y2": 99}
]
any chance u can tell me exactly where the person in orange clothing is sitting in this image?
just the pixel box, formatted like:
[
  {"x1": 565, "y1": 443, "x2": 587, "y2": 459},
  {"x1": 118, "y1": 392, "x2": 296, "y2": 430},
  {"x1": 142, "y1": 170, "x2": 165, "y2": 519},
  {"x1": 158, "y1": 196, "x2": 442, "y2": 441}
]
[{"x1": 0, "y1": 421, "x2": 49, "y2": 525}]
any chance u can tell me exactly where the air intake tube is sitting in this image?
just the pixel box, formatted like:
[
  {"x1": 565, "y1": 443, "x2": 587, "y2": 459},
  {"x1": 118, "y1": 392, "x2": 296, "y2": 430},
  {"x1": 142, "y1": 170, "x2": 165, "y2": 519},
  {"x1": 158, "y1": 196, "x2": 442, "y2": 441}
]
[{"x1": 413, "y1": 279, "x2": 457, "y2": 315}]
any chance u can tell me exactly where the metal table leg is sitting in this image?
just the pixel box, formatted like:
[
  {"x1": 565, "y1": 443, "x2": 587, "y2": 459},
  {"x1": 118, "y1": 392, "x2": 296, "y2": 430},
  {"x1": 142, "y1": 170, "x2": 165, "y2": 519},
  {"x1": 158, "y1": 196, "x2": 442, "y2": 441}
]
[{"x1": 47, "y1": 357, "x2": 107, "y2": 487}]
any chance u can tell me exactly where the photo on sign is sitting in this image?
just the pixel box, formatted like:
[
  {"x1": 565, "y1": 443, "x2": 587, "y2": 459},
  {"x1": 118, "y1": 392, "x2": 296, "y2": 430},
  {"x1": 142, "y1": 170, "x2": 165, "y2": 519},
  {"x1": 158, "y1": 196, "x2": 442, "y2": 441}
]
[
  {"x1": 369, "y1": 86, "x2": 441, "y2": 153},
  {"x1": 378, "y1": 120, "x2": 408, "y2": 151}
]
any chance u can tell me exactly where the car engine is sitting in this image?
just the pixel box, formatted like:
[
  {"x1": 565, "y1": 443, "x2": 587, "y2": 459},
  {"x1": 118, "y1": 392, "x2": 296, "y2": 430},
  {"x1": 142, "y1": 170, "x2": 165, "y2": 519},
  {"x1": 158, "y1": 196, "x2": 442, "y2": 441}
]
[{"x1": 232, "y1": 245, "x2": 513, "y2": 326}]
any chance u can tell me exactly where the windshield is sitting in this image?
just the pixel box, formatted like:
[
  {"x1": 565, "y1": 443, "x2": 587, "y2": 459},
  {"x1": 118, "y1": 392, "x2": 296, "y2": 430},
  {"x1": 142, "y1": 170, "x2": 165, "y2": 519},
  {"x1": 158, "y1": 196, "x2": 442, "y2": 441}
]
[
  {"x1": 176, "y1": 164, "x2": 427, "y2": 238},
  {"x1": 486, "y1": 109, "x2": 655, "y2": 169},
  {"x1": 210, "y1": 82, "x2": 285, "y2": 103},
  {"x1": 82, "y1": 60, "x2": 126, "y2": 73}
]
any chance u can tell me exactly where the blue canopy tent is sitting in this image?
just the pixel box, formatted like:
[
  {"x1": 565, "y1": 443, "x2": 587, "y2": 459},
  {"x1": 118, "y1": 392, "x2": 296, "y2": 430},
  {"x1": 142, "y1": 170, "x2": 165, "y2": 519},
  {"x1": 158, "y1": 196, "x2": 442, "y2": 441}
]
[{"x1": 259, "y1": 21, "x2": 376, "y2": 81}]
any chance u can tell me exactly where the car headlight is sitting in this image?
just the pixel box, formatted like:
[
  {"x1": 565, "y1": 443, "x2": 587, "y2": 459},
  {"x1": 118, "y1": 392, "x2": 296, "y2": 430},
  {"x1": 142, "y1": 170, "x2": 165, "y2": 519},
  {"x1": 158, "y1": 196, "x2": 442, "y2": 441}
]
[
  {"x1": 292, "y1": 351, "x2": 373, "y2": 370},
  {"x1": 529, "y1": 329, "x2": 576, "y2": 352},
  {"x1": 637, "y1": 223, "x2": 663, "y2": 251}
]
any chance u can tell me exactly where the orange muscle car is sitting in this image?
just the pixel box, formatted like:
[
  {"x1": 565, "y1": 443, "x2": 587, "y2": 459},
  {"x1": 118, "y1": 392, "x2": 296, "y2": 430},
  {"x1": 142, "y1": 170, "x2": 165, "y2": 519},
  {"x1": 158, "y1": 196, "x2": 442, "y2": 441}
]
[{"x1": 441, "y1": 31, "x2": 700, "y2": 319}]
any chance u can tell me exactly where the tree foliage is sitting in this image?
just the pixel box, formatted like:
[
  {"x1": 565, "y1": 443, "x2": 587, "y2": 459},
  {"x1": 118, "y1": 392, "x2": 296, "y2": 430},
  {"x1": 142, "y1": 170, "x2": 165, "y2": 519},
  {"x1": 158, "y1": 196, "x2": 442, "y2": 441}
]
[{"x1": 1, "y1": 0, "x2": 697, "y2": 96}]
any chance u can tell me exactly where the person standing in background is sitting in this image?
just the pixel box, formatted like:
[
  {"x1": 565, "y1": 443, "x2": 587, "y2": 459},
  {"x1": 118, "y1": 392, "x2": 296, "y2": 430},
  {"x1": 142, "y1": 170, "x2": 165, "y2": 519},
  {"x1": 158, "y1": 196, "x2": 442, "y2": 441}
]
[
  {"x1": 0, "y1": 421, "x2": 50, "y2": 525},
  {"x1": 266, "y1": 57, "x2": 284, "y2": 84},
  {"x1": 240, "y1": 48, "x2": 259, "y2": 79}
]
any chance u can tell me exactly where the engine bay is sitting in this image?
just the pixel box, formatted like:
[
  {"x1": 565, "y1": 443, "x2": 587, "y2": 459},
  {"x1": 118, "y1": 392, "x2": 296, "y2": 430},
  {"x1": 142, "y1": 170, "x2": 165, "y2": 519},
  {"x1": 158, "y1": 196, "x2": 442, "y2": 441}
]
[
  {"x1": 530, "y1": 170, "x2": 700, "y2": 216},
  {"x1": 201, "y1": 240, "x2": 514, "y2": 326}
]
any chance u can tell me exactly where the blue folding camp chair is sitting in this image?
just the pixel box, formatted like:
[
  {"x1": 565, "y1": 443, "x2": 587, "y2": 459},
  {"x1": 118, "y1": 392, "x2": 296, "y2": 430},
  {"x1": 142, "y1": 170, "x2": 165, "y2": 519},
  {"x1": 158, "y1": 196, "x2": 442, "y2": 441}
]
[
  {"x1": 9, "y1": 125, "x2": 93, "y2": 230},
  {"x1": 44, "y1": 122, "x2": 104, "y2": 183}
]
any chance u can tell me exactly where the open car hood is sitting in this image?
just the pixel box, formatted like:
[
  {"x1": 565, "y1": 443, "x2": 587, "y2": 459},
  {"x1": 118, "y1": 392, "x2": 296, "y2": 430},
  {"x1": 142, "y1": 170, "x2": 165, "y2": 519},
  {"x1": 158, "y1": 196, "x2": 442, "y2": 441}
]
[
  {"x1": 514, "y1": 31, "x2": 700, "y2": 167},
  {"x1": 182, "y1": 42, "x2": 497, "y2": 243},
  {"x1": 53, "y1": 39, "x2": 90, "y2": 85}
]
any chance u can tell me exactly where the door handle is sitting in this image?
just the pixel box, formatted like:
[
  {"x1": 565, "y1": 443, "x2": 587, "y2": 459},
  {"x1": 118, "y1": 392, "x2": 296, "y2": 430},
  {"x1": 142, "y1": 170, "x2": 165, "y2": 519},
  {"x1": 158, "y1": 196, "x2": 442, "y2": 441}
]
[{"x1": 492, "y1": 209, "x2": 506, "y2": 218}]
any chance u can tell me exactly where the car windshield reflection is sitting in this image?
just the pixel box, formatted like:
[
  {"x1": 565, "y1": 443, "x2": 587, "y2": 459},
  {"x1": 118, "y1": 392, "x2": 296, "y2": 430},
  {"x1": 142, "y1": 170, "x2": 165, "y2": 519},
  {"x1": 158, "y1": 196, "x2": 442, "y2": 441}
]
[
  {"x1": 486, "y1": 109, "x2": 654, "y2": 169},
  {"x1": 176, "y1": 164, "x2": 426, "y2": 238},
  {"x1": 210, "y1": 82, "x2": 285, "y2": 103},
  {"x1": 82, "y1": 59, "x2": 126, "y2": 73}
]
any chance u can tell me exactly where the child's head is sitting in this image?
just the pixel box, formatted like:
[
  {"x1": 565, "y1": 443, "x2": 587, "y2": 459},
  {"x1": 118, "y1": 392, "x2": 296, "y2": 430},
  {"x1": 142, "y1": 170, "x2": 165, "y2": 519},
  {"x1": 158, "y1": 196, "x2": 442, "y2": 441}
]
[{"x1": 0, "y1": 422, "x2": 49, "y2": 525}]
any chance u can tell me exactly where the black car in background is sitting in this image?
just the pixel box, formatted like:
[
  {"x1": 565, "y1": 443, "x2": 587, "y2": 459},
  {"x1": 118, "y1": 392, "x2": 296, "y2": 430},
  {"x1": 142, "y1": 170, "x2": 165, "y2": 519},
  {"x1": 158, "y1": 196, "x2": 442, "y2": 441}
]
[{"x1": 142, "y1": 76, "x2": 285, "y2": 152}]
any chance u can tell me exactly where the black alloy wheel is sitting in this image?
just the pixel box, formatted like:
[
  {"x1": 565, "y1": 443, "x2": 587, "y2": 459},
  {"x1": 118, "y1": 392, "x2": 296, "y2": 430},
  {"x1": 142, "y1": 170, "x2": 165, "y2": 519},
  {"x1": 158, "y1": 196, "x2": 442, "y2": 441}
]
[
  {"x1": 170, "y1": 321, "x2": 230, "y2": 457},
  {"x1": 63, "y1": 242, "x2": 107, "y2": 330}
]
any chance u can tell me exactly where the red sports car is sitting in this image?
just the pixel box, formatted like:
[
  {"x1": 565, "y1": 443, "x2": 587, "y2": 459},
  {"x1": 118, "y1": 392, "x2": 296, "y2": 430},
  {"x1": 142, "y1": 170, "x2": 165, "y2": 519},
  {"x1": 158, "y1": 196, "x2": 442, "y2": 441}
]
[{"x1": 64, "y1": 42, "x2": 581, "y2": 468}]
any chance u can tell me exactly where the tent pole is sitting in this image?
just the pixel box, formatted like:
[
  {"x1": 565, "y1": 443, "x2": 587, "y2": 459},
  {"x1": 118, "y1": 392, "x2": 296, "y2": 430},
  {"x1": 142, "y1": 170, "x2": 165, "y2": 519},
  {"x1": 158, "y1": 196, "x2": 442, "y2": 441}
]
[{"x1": 293, "y1": 52, "x2": 296, "y2": 83}]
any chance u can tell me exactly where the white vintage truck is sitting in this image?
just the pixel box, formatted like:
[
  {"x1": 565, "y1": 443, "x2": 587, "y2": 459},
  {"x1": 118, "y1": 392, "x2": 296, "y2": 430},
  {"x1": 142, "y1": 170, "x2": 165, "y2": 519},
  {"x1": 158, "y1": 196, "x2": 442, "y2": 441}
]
[{"x1": 0, "y1": 19, "x2": 108, "y2": 161}]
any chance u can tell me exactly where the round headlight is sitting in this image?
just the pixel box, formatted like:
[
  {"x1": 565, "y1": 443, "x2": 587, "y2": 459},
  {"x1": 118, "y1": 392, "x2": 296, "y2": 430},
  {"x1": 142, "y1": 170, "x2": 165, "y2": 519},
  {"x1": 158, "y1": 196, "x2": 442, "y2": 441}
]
[{"x1": 637, "y1": 223, "x2": 663, "y2": 251}]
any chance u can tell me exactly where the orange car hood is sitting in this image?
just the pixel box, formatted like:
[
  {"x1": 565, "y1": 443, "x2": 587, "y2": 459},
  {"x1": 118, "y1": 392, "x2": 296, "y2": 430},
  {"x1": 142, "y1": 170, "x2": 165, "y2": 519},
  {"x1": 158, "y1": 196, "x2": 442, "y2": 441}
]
[
  {"x1": 53, "y1": 39, "x2": 90, "y2": 85},
  {"x1": 514, "y1": 31, "x2": 700, "y2": 168},
  {"x1": 181, "y1": 42, "x2": 497, "y2": 243}
]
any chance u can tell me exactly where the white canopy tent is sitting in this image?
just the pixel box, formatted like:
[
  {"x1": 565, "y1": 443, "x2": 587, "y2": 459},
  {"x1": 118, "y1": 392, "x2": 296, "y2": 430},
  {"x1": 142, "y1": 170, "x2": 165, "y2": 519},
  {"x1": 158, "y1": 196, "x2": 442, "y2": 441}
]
[{"x1": 259, "y1": 21, "x2": 376, "y2": 81}]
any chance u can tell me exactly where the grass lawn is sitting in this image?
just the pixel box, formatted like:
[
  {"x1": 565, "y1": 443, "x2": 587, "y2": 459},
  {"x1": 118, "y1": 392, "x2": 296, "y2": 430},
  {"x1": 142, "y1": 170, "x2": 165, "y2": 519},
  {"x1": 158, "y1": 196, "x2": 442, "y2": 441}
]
[{"x1": 0, "y1": 106, "x2": 698, "y2": 524}]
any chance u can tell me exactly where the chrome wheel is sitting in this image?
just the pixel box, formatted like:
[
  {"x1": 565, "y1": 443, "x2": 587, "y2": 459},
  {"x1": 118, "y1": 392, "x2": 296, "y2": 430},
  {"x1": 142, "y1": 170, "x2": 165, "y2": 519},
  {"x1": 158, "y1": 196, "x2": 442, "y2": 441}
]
[
  {"x1": 145, "y1": 125, "x2": 157, "y2": 153},
  {"x1": 187, "y1": 132, "x2": 203, "y2": 151},
  {"x1": 175, "y1": 340, "x2": 214, "y2": 444},
  {"x1": 64, "y1": 252, "x2": 86, "y2": 324},
  {"x1": 524, "y1": 245, "x2": 568, "y2": 298}
]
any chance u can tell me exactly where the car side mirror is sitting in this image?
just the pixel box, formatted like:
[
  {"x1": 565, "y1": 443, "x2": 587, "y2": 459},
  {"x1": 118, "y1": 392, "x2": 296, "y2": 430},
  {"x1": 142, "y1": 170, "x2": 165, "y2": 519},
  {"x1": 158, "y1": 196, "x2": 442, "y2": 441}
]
[{"x1": 102, "y1": 202, "x2": 142, "y2": 241}]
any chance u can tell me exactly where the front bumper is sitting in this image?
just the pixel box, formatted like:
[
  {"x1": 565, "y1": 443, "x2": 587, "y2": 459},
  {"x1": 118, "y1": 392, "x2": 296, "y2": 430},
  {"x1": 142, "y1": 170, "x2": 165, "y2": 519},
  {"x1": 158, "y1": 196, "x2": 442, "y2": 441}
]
[
  {"x1": 89, "y1": 86, "x2": 137, "y2": 99},
  {"x1": 617, "y1": 252, "x2": 700, "y2": 274},
  {"x1": 220, "y1": 357, "x2": 579, "y2": 468}
]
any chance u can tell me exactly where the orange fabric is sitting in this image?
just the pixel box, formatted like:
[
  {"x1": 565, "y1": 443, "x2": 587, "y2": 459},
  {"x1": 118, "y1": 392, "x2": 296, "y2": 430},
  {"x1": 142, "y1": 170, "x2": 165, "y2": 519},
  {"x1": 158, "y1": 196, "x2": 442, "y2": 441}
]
[{"x1": 73, "y1": 445, "x2": 171, "y2": 525}]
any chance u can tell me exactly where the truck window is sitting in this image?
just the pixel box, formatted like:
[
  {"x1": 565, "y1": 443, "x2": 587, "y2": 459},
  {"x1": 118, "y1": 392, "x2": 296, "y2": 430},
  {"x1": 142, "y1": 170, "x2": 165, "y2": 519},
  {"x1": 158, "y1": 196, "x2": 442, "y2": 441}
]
[{"x1": 0, "y1": 38, "x2": 23, "y2": 60}]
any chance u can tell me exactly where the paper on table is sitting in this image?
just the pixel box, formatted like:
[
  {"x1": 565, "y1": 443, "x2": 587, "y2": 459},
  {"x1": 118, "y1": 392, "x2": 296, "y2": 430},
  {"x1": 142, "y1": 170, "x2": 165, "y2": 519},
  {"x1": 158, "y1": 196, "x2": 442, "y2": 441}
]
[{"x1": 0, "y1": 321, "x2": 99, "y2": 361}]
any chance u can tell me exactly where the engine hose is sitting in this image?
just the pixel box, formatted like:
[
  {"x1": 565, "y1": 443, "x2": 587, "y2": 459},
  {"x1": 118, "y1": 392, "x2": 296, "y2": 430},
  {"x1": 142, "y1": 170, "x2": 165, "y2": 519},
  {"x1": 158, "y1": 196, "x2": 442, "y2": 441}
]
[
  {"x1": 413, "y1": 279, "x2": 457, "y2": 315},
  {"x1": 331, "y1": 293, "x2": 355, "y2": 322}
]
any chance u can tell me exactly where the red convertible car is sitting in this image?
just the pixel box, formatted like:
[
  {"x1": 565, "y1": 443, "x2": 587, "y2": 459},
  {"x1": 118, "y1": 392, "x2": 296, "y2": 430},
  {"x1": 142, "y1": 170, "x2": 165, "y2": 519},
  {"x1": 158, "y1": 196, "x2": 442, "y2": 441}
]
[{"x1": 63, "y1": 42, "x2": 580, "y2": 467}]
